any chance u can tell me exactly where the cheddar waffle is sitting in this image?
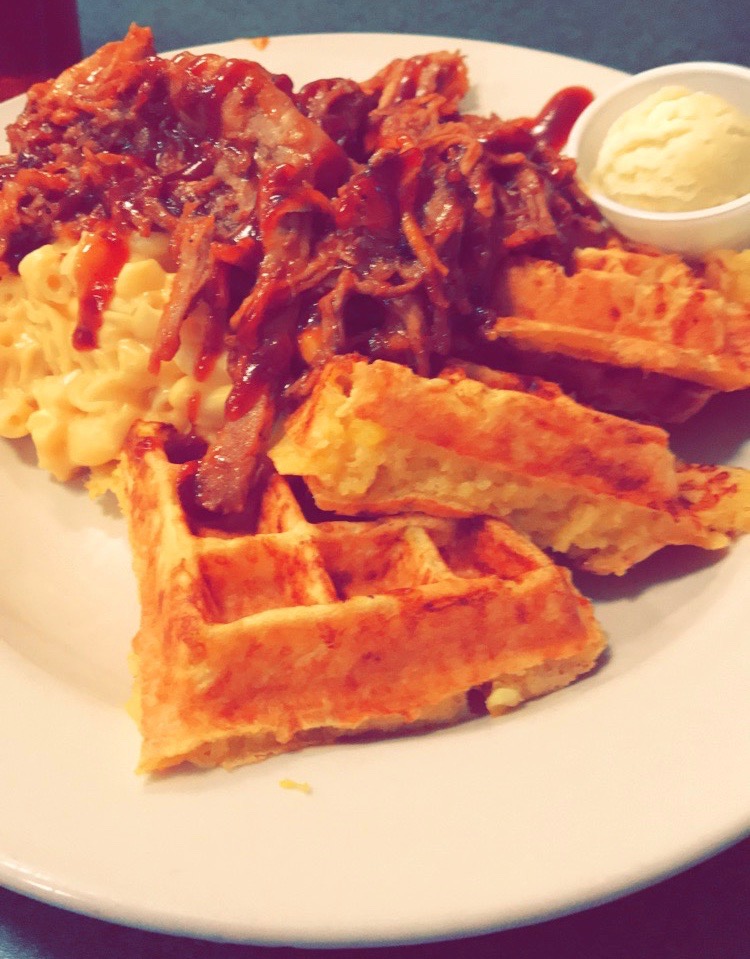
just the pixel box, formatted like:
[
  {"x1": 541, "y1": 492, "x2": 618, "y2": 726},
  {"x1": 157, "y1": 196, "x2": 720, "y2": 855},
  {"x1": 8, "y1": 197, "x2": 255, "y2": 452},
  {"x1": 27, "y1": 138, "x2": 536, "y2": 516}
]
[
  {"x1": 118, "y1": 421, "x2": 605, "y2": 772},
  {"x1": 486, "y1": 245, "x2": 750, "y2": 421},
  {"x1": 270, "y1": 355, "x2": 750, "y2": 575}
]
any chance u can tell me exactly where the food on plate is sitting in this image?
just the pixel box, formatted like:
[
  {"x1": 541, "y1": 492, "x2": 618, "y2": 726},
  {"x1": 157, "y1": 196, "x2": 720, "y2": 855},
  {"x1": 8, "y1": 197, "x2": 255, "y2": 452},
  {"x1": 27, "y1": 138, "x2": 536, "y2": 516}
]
[
  {"x1": 119, "y1": 421, "x2": 605, "y2": 771},
  {"x1": 1, "y1": 27, "x2": 745, "y2": 495},
  {"x1": 269, "y1": 355, "x2": 750, "y2": 575},
  {"x1": 588, "y1": 85, "x2": 750, "y2": 212},
  {"x1": 0, "y1": 234, "x2": 229, "y2": 480},
  {"x1": 0, "y1": 24, "x2": 618, "y2": 516},
  {"x1": 486, "y1": 244, "x2": 750, "y2": 421},
  {"x1": 1, "y1": 27, "x2": 748, "y2": 771}
]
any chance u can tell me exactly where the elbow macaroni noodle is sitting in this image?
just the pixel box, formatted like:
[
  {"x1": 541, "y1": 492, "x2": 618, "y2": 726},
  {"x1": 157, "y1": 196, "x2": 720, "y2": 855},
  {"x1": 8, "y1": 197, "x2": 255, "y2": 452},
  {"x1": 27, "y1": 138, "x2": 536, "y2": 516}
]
[{"x1": 0, "y1": 234, "x2": 231, "y2": 481}]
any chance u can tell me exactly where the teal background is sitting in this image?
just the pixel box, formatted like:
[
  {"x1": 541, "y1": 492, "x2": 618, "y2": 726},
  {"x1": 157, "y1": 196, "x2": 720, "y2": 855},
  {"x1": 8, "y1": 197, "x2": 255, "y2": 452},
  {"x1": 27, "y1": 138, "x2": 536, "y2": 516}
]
[{"x1": 78, "y1": 0, "x2": 749, "y2": 73}]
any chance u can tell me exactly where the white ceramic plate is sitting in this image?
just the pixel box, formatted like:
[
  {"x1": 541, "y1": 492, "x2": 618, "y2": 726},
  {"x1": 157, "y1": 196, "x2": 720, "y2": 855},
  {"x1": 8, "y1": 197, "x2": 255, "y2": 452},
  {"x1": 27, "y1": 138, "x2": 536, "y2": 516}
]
[{"x1": 1, "y1": 33, "x2": 748, "y2": 948}]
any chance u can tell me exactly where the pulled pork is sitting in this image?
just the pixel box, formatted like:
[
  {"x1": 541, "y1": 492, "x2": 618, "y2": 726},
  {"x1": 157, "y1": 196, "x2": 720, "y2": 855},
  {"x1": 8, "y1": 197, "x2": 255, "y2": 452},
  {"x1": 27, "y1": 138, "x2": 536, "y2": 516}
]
[{"x1": 0, "y1": 24, "x2": 612, "y2": 520}]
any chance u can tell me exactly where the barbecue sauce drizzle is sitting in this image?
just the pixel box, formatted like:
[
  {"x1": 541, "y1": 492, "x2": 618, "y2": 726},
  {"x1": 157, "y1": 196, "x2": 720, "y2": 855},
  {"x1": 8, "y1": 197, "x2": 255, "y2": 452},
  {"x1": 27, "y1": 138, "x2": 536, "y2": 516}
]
[
  {"x1": 72, "y1": 227, "x2": 129, "y2": 351},
  {"x1": 530, "y1": 86, "x2": 593, "y2": 152}
]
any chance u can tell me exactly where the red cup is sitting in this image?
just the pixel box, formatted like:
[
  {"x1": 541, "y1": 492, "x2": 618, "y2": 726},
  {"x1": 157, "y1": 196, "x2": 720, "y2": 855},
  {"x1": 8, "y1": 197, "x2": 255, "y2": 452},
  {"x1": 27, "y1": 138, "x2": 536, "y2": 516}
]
[{"x1": 0, "y1": 0, "x2": 82, "y2": 100}]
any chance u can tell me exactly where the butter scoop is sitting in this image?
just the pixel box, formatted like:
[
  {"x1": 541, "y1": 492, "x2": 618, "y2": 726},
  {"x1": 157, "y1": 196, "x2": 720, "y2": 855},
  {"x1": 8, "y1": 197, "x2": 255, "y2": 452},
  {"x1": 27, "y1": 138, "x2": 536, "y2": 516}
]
[{"x1": 589, "y1": 84, "x2": 750, "y2": 212}]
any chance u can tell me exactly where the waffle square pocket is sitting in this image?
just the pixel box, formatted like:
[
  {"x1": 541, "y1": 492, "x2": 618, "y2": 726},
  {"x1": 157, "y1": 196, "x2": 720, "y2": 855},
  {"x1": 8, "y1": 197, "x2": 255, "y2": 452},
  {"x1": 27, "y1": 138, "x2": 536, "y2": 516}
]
[{"x1": 119, "y1": 421, "x2": 605, "y2": 772}]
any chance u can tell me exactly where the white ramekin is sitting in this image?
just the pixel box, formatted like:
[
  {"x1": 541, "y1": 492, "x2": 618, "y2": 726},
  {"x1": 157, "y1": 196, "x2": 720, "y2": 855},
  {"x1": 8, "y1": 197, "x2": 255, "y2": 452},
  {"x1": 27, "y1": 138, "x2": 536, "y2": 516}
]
[{"x1": 567, "y1": 61, "x2": 750, "y2": 257}]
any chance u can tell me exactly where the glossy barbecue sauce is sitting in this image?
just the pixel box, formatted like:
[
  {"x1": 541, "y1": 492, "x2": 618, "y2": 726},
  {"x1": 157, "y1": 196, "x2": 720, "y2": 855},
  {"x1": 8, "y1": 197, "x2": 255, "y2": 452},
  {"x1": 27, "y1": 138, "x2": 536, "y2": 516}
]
[
  {"x1": 530, "y1": 86, "x2": 594, "y2": 152},
  {"x1": 170, "y1": 54, "x2": 263, "y2": 138},
  {"x1": 169, "y1": 52, "x2": 294, "y2": 138},
  {"x1": 72, "y1": 228, "x2": 129, "y2": 351}
]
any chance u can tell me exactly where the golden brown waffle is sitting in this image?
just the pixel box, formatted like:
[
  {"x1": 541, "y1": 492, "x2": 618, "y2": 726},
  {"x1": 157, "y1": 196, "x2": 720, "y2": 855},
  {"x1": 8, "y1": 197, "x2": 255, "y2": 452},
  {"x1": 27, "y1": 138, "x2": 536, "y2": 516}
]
[
  {"x1": 270, "y1": 355, "x2": 750, "y2": 575},
  {"x1": 118, "y1": 421, "x2": 605, "y2": 772},
  {"x1": 486, "y1": 246, "x2": 750, "y2": 421}
]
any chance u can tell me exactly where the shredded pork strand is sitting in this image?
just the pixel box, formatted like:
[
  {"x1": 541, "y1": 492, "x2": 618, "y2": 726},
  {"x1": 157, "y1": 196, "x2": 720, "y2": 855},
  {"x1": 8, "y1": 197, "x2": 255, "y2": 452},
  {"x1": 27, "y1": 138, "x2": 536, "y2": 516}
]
[{"x1": 0, "y1": 24, "x2": 613, "y2": 521}]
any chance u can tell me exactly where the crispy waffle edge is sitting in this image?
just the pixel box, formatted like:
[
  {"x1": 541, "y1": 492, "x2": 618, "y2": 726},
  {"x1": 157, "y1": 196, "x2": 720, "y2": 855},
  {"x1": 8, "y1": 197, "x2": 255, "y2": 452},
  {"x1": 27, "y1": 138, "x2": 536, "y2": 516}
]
[
  {"x1": 118, "y1": 421, "x2": 606, "y2": 773},
  {"x1": 269, "y1": 355, "x2": 750, "y2": 575}
]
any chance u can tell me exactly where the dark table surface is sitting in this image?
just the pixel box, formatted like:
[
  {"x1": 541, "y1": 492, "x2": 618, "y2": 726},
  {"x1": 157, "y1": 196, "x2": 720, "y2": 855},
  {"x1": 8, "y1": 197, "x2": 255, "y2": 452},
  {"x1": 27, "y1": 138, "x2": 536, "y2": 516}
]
[
  {"x1": 79, "y1": 0, "x2": 749, "y2": 76},
  {"x1": 2, "y1": 2, "x2": 749, "y2": 957}
]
